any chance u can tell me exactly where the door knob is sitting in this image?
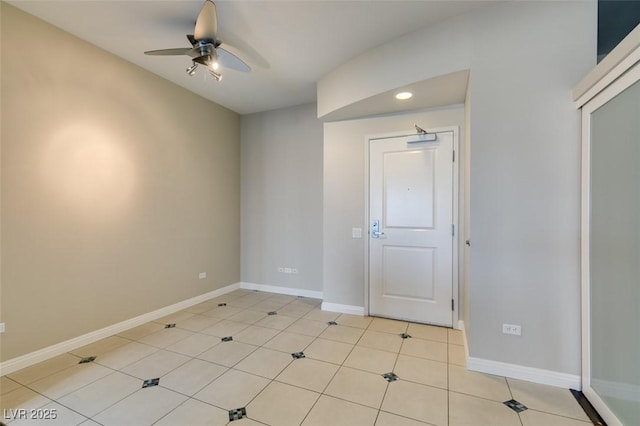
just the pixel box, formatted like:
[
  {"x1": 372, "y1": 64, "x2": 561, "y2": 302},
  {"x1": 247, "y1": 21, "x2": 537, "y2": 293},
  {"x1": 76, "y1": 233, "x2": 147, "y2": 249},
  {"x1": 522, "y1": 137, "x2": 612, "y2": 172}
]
[{"x1": 371, "y1": 220, "x2": 385, "y2": 238}]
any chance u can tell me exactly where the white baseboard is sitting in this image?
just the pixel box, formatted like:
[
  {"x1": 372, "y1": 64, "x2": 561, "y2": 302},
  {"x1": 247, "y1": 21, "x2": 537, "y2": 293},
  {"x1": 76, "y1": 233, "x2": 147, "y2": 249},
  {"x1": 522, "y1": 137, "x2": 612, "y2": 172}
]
[
  {"x1": 467, "y1": 356, "x2": 581, "y2": 390},
  {"x1": 321, "y1": 302, "x2": 365, "y2": 316},
  {"x1": 239, "y1": 282, "x2": 323, "y2": 300},
  {"x1": 0, "y1": 282, "x2": 241, "y2": 376}
]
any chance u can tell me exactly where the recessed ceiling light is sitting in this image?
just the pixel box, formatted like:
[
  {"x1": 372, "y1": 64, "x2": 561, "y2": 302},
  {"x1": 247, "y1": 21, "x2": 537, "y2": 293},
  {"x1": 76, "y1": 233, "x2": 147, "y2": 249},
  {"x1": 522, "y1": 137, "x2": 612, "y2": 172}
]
[{"x1": 395, "y1": 92, "x2": 413, "y2": 100}]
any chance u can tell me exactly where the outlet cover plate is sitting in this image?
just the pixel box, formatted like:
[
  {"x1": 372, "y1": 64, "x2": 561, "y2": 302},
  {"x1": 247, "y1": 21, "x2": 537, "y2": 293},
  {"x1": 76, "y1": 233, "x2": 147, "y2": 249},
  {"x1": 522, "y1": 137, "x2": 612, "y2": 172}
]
[{"x1": 502, "y1": 324, "x2": 522, "y2": 336}]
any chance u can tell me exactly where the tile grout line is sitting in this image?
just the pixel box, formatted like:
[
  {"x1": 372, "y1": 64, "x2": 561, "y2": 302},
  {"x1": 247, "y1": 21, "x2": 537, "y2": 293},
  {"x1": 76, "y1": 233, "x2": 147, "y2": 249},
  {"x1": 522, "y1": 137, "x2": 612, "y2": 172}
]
[
  {"x1": 43, "y1": 353, "x2": 153, "y2": 424},
  {"x1": 372, "y1": 320, "x2": 407, "y2": 425},
  {"x1": 87, "y1": 293, "x2": 282, "y2": 424},
  {"x1": 141, "y1": 292, "x2": 272, "y2": 425},
  {"x1": 504, "y1": 377, "x2": 525, "y2": 426},
  {"x1": 6, "y1": 353, "x2": 84, "y2": 387},
  {"x1": 170, "y1": 293, "x2": 319, "y2": 425},
  {"x1": 299, "y1": 312, "x2": 392, "y2": 425},
  {"x1": 447, "y1": 339, "x2": 450, "y2": 426},
  {"x1": 7, "y1": 291, "x2": 586, "y2": 426},
  {"x1": 12, "y1": 307, "x2": 362, "y2": 425},
  {"x1": 219, "y1": 292, "x2": 321, "y2": 425},
  {"x1": 4, "y1": 380, "x2": 91, "y2": 424},
  {"x1": 80, "y1": 350, "x2": 196, "y2": 423}
]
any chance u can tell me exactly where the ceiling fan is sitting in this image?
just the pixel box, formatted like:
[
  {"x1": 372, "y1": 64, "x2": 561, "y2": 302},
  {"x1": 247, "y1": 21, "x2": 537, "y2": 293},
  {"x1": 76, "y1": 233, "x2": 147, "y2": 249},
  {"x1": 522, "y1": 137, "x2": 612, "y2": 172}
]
[{"x1": 144, "y1": 0, "x2": 250, "y2": 81}]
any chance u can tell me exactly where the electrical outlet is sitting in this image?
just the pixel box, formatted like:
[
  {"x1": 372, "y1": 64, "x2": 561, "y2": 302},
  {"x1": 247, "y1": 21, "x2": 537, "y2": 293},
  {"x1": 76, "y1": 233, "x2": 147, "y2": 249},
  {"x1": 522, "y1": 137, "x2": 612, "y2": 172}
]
[
  {"x1": 0, "y1": 323, "x2": 5, "y2": 333},
  {"x1": 292, "y1": 268, "x2": 298, "y2": 274},
  {"x1": 502, "y1": 324, "x2": 522, "y2": 336},
  {"x1": 198, "y1": 272, "x2": 207, "y2": 279},
  {"x1": 278, "y1": 267, "x2": 284, "y2": 273},
  {"x1": 284, "y1": 268, "x2": 292, "y2": 273}
]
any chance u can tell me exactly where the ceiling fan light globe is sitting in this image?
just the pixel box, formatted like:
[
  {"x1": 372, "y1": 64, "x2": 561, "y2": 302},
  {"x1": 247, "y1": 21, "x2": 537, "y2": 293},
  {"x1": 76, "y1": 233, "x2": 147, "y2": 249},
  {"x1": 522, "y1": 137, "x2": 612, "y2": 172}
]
[
  {"x1": 210, "y1": 70, "x2": 222, "y2": 82},
  {"x1": 186, "y1": 63, "x2": 198, "y2": 76}
]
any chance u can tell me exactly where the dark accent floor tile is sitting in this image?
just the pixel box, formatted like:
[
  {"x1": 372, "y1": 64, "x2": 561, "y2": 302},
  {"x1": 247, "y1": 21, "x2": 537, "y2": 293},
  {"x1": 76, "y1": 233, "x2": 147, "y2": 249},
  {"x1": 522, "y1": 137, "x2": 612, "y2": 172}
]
[
  {"x1": 382, "y1": 372, "x2": 399, "y2": 382},
  {"x1": 228, "y1": 407, "x2": 247, "y2": 421},
  {"x1": 142, "y1": 378, "x2": 160, "y2": 388},
  {"x1": 503, "y1": 399, "x2": 527, "y2": 413},
  {"x1": 79, "y1": 356, "x2": 96, "y2": 364}
]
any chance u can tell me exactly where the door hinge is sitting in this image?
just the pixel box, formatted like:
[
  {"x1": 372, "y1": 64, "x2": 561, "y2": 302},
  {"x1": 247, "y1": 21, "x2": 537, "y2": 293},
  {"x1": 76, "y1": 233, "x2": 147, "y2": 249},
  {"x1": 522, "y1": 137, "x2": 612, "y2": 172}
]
[
  {"x1": 453, "y1": 150, "x2": 456, "y2": 162},
  {"x1": 451, "y1": 224, "x2": 455, "y2": 236},
  {"x1": 452, "y1": 299, "x2": 455, "y2": 311}
]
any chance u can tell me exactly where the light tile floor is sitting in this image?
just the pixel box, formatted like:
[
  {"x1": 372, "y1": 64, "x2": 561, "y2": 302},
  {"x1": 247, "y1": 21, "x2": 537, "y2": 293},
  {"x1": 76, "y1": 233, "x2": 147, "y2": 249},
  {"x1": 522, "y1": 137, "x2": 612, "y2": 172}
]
[{"x1": 1, "y1": 290, "x2": 593, "y2": 426}]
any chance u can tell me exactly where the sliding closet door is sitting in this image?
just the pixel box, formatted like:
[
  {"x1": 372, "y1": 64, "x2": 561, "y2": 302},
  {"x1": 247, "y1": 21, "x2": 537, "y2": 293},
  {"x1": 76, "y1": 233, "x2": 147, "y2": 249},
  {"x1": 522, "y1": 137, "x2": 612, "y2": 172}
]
[{"x1": 582, "y1": 65, "x2": 640, "y2": 425}]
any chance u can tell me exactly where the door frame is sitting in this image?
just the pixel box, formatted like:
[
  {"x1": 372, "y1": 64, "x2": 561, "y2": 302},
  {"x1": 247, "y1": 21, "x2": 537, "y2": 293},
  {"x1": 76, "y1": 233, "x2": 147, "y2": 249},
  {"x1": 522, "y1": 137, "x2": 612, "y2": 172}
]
[{"x1": 363, "y1": 126, "x2": 461, "y2": 326}]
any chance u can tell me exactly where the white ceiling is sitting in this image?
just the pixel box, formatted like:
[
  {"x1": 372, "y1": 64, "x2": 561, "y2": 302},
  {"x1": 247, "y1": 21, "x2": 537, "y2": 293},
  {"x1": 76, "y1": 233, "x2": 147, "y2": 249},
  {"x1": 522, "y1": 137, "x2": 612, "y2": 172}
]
[{"x1": 7, "y1": 1, "x2": 495, "y2": 115}]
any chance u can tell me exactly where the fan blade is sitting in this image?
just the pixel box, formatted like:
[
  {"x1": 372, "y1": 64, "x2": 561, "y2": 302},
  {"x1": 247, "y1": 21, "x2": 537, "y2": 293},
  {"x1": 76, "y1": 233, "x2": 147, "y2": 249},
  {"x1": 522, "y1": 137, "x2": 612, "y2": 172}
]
[
  {"x1": 187, "y1": 34, "x2": 197, "y2": 47},
  {"x1": 194, "y1": 0, "x2": 218, "y2": 41},
  {"x1": 217, "y1": 47, "x2": 250, "y2": 72},
  {"x1": 219, "y1": 39, "x2": 270, "y2": 70},
  {"x1": 144, "y1": 48, "x2": 190, "y2": 56}
]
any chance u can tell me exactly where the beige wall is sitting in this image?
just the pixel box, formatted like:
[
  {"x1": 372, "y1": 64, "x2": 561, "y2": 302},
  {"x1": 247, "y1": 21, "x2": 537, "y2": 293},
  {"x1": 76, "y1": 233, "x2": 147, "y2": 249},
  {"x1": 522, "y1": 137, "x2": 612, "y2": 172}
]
[{"x1": 0, "y1": 4, "x2": 240, "y2": 362}]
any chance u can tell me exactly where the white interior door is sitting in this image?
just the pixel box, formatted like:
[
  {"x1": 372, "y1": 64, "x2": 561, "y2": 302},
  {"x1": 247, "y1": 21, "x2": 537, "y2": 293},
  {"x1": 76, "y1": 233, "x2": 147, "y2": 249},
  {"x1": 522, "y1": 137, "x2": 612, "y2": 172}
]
[{"x1": 369, "y1": 131, "x2": 455, "y2": 326}]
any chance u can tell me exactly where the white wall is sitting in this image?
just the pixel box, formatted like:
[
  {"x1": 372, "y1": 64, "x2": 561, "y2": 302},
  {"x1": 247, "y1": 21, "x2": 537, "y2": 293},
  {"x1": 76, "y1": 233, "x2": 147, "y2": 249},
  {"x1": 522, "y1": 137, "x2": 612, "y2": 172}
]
[
  {"x1": 466, "y1": 1, "x2": 593, "y2": 377},
  {"x1": 320, "y1": 1, "x2": 596, "y2": 376},
  {"x1": 241, "y1": 103, "x2": 323, "y2": 293},
  {"x1": 323, "y1": 107, "x2": 465, "y2": 307}
]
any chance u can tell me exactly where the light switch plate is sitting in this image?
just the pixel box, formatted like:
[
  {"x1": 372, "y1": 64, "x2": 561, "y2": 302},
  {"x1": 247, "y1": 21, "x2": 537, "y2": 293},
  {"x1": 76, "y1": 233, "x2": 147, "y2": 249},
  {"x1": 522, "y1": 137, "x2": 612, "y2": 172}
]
[
  {"x1": 352, "y1": 228, "x2": 362, "y2": 238},
  {"x1": 0, "y1": 323, "x2": 5, "y2": 333}
]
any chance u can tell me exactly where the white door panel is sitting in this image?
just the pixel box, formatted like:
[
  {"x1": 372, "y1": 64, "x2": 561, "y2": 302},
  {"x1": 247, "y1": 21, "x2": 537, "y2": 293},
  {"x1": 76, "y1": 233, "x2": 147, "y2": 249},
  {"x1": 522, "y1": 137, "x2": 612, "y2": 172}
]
[
  {"x1": 369, "y1": 131, "x2": 455, "y2": 326},
  {"x1": 384, "y1": 149, "x2": 435, "y2": 229},
  {"x1": 382, "y1": 246, "x2": 435, "y2": 300}
]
